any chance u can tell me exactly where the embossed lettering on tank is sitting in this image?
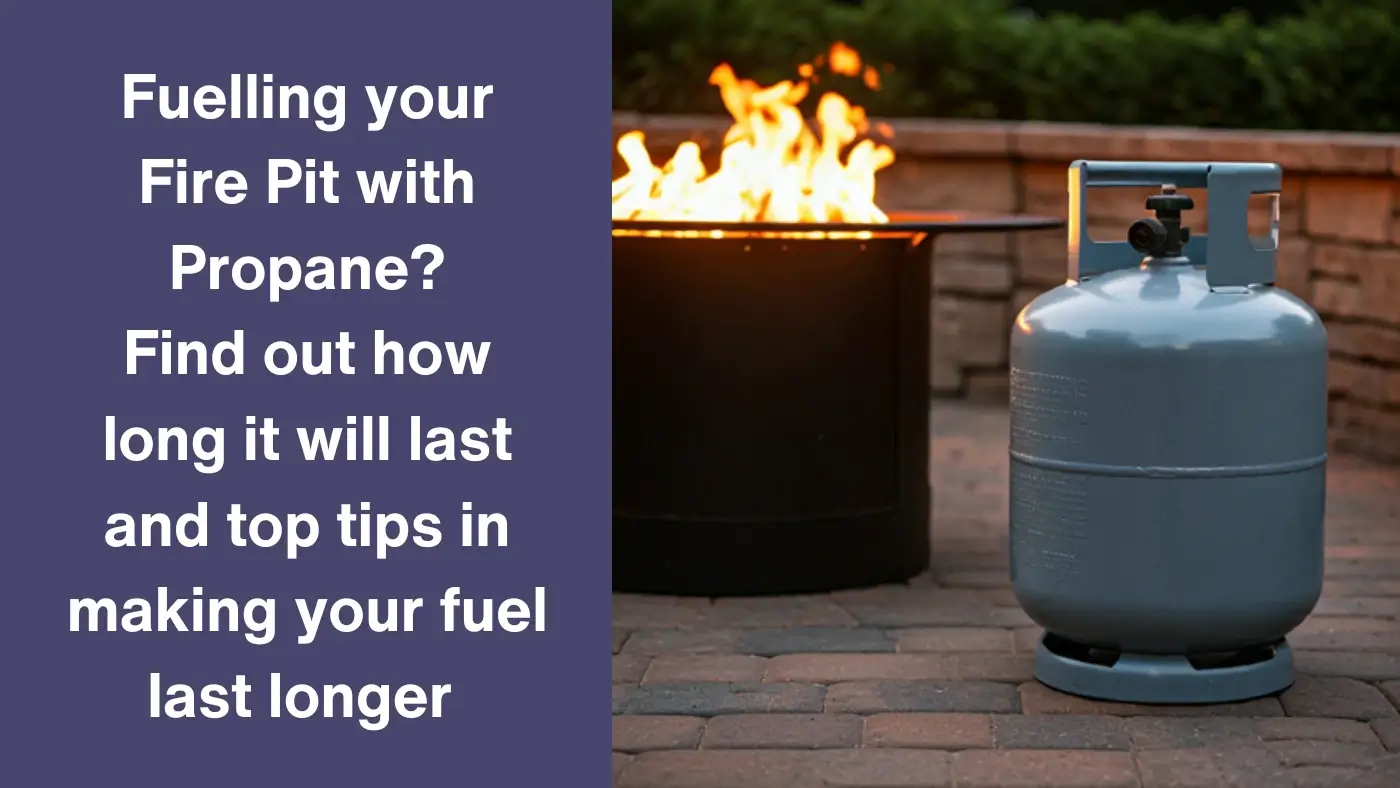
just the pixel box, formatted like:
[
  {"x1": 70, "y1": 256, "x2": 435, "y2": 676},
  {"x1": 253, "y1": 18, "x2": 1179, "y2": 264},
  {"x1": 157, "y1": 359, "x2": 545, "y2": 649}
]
[
  {"x1": 1009, "y1": 368, "x2": 1091, "y2": 447},
  {"x1": 1010, "y1": 367, "x2": 1091, "y2": 586},
  {"x1": 1011, "y1": 464, "x2": 1088, "y2": 584}
]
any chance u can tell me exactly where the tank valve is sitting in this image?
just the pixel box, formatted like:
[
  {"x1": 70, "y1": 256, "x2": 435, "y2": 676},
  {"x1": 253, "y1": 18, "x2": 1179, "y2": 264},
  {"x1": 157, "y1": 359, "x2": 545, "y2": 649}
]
[{"x1": 1128, "y1": 184, "x2": 1194, "y2": 258}]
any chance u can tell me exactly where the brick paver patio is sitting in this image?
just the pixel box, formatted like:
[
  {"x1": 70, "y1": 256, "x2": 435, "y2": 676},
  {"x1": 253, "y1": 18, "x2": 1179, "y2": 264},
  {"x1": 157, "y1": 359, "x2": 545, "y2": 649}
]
[{"x1": 612, "y1": 402, "x2": 1400, "y2": 787}]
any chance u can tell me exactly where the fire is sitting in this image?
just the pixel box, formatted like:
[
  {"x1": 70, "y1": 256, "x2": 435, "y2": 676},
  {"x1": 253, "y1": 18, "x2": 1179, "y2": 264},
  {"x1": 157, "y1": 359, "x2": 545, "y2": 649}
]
[{"x1": 612, "y1": 43, "x2": 894, "y2": 226}]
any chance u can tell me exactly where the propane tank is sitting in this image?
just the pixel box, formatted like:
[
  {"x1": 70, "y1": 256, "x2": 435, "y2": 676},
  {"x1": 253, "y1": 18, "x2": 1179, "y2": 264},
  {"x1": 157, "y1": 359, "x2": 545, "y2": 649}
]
[{"x1": 1008, "y1": 161, "x2": 1328, "y2": 704}]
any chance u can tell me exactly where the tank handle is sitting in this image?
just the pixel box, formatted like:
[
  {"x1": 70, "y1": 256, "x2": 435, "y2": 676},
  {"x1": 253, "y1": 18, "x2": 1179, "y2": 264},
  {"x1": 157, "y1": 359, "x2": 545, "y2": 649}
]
[{"x1": 1067, "y1": 160, "x2": 1282, "y2": 289}]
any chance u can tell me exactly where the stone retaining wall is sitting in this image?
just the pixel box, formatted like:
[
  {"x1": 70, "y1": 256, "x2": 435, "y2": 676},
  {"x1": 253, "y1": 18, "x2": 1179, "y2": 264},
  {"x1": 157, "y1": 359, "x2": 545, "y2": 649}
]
[{"x1": 612, "y1": 114, "x2": 1400, "y2": 462}]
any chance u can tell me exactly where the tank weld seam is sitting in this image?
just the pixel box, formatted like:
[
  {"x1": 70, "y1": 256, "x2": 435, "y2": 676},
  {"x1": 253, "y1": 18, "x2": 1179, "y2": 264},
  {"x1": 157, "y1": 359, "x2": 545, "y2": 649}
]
[
  {"x1": 613, "y1": 506, "x2": 897, "y2": 524},
  {"x1": 1009, "y1": 450, "x2": 1327, "y2": 478}
]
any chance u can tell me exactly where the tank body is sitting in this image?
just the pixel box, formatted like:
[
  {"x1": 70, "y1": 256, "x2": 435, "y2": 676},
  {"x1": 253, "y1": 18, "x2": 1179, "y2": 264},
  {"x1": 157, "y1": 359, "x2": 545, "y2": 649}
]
[{"x1": 1009, "y1": 261, "x2": 1328, "y2": 655}]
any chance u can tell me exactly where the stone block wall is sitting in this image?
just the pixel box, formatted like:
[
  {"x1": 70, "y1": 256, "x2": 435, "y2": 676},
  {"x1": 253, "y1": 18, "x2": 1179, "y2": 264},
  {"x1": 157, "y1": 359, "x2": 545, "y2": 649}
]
[{"x1": 612, "y1": 114, "x2": 1400, "y2": 463}]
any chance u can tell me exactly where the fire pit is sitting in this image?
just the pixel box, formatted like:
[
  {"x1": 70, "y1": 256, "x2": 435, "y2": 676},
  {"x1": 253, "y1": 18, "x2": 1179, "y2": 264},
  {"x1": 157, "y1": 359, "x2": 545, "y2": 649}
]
[{"x1": 612, "y1": 46, "x2": 1063, "y2": 596}]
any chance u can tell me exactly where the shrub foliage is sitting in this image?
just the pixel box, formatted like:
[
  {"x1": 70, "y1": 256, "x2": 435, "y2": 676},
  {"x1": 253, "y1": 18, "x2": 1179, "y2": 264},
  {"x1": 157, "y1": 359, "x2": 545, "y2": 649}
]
[{"x1": 613, "y1": 0, "x2": 1400, "y2": 132}]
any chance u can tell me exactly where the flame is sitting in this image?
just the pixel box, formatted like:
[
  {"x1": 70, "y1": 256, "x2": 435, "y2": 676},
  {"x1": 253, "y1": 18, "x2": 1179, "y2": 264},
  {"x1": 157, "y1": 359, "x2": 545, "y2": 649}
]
[
  {"x1": 824, "y1": 42, "x2": 882, "y2": 89},
  {"x1": 612, "y1": 43, "x2": 894, "y2": 226},
  {"x1": 828, "y1": 43, "x2": 862, "y2": 75}
]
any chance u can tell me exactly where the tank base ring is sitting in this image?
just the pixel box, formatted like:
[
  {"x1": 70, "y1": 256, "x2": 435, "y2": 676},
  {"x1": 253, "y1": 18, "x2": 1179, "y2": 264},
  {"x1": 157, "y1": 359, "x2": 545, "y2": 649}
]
[{"x1": 1033, "y1": 634, "x2": 1294, "y2": 705}]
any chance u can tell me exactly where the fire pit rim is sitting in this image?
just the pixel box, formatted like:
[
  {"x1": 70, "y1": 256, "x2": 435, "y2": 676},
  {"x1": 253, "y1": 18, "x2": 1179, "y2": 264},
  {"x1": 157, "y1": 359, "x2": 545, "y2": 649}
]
[{"x1": 612, "y1": 210, "x2": 1064, "y2": 236}]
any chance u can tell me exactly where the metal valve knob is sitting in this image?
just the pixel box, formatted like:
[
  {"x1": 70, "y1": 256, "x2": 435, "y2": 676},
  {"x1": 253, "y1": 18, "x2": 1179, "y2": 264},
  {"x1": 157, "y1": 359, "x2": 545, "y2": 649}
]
[{"x1": 1128, "y1": 184, "x2": 1194, "y2": 258}]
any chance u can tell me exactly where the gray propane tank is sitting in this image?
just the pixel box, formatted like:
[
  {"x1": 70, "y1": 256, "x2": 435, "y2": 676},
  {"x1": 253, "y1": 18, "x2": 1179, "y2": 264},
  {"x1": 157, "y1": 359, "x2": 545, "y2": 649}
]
[{"x1": 1008, "y1": 161, "x2": 1328, "y2": 705}]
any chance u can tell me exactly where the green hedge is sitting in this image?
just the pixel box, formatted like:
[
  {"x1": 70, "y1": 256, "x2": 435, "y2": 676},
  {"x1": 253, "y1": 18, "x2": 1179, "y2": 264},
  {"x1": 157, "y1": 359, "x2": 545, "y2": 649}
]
[
  {"x1": 1013, "y1": 0, "x2": 1309, "y2": 23},
  {"x1": 613, "y1": 0, "x2": 1400, "y2": 132}
]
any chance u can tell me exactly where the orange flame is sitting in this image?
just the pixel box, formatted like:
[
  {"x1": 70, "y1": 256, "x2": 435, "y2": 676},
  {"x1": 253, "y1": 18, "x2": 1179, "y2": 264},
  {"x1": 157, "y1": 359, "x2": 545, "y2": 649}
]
[
  {"x1": 611, "y1": 43, "x2": 894, "y2": 225},
  {"x1": 828, "y1": 42, "x2": 862, "y2": 76}
]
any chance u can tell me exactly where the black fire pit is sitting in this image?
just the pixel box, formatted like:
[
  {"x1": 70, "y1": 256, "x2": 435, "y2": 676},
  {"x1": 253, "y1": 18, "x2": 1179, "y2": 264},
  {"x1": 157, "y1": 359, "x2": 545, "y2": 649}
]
[{"x1": 613, "y1": 212, "x2": 1063, "y2": 596}]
